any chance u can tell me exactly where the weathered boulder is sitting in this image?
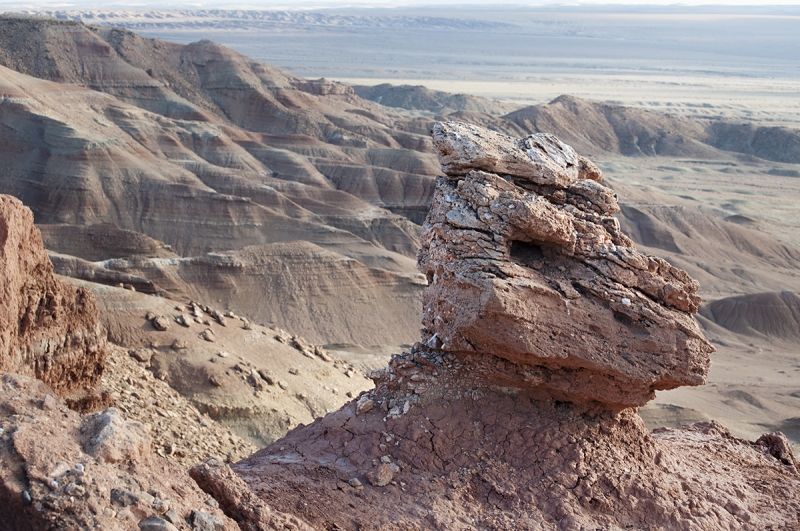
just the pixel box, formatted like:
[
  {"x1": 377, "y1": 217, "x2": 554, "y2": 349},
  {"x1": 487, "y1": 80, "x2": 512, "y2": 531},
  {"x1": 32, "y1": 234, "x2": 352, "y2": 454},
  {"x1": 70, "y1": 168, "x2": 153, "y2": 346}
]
[
  {"x1": 83, "y1": 408, "x2": 152, "y2": 464},
  {"x1": 0, "y1": 195, "x2": 107, "y2": 396},
  {"x1": 419, "y1": 124, "x2": 713, "y2": 407}
]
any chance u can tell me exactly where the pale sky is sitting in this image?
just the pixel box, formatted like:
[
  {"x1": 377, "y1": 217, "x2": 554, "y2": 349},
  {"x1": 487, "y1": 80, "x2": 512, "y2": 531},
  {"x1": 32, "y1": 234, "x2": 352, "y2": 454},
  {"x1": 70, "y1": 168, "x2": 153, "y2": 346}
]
[{"x1": 6, "y1": 0, "x2": 800, "y2": 8}]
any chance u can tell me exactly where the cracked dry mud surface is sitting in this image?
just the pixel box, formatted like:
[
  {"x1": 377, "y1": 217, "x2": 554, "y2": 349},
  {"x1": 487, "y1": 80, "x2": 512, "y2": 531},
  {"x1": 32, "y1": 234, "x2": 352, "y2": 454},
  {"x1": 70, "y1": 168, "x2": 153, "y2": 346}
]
[{"x1": 203, "y1": 348, "x2": 800, "y2": 531}]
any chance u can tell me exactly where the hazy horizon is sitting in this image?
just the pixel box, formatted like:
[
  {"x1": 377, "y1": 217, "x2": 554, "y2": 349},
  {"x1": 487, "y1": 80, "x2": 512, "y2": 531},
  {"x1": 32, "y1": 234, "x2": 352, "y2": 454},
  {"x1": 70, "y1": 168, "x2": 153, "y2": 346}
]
[{"x1": 3, "y1": 1, "x2": 800, "y2": 9}]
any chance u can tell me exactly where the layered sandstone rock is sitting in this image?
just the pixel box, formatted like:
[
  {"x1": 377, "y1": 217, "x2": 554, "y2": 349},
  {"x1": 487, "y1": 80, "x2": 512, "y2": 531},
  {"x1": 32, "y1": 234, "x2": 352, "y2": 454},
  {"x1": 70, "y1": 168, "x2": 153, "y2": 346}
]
[
  {"x1": 0, "y1": 195, "x2": 107, "y2": 398},
  {"x1": 189, "y1": 123, "x2": 798, "y2": 530},
  {"x1": 420, "y1": 123, "x2": 714, "y2": 407}
]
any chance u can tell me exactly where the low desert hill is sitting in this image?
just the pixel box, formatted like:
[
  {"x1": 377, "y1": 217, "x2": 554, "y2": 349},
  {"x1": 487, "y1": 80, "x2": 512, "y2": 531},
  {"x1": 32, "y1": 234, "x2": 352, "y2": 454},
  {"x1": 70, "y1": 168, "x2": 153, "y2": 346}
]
[
  {"x1": 352, "y1": 83, "x2": 517, "y2": 116},
  {"x1": 493, "y1": 95, "x2": 800, "y2": 163},
  {"x1": 700, "y1": 291, "x2": 800, "y2": 341}
]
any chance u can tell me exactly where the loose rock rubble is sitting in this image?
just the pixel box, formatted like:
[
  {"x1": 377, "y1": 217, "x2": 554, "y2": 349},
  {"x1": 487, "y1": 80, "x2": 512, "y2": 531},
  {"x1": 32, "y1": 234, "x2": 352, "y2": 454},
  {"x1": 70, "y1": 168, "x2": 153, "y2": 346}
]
[
  {"x1": 104, "y1": 345, "x2": 256, "y2": 467},
  {"x1": 0, "y1": 373, "x2": 238, "y2": 531},
  {"x1": 191, "y1": 123, "x2": 799, "y2": 530}
]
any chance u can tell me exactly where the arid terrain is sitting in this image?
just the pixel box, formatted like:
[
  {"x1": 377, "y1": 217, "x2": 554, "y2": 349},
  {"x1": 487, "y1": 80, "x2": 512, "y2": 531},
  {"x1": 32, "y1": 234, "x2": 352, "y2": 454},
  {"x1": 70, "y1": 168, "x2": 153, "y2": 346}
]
[{"x1": 0, "y1": 6, "x2": 798, "y2": 529}]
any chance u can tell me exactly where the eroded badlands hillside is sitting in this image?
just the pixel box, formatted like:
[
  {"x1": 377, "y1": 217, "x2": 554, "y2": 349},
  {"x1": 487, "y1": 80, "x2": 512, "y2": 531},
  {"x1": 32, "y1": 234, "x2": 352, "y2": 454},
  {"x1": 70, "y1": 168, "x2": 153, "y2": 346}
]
[
  {"x1": 0, "y1": 16, "x2": 435, "y2": 346},
  {"x1": 0, "y1": 15, "x2": 799, "y2": 451}
]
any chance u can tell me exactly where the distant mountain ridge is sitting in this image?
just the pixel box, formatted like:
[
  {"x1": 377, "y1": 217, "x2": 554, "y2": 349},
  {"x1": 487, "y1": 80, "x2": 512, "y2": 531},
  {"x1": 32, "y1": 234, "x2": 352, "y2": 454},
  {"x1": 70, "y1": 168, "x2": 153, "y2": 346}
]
[{"x1": 504, "y1": 95, "x2": 800, "y2": 163}]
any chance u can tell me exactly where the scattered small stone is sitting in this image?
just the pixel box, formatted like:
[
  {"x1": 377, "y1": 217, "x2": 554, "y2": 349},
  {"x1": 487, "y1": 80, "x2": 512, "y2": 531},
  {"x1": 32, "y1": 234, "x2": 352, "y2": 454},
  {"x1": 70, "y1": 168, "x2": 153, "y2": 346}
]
[
  {"x1": 278, "y1": 381, "x2": 289, "y2": 390},
  {"x1": 257, "y1": 369, "x2": 275, "y2": 385},
  {"x1": 171, "y1": 339, "x2": 188, "y2": 350},
  {"x1": 41, "y1": 393, "x2": 58, "y2": 411},
  {"x1": 163, "y1": 510, "x2": 181, "y2": 526},
  {"x1": 176, "y1": 314, "x2": 192, "y2": 328},
  {"x1": 21, "y1": 490, "x2": 32, "y2": 506},
  {"x1": 242, "y1": 320, "x2": 253, "y2": 330},
  {"x1": 348, "y1": 478, "x2": 363, "y2": 488},
  {"x1": 345, "y1": 370, "x2": 355, "y2": 378},
  {"x1": 131, "y1": 348, "x2": 154, "y2": 363},
  {"x1": 138, "y1": 516, "x2": 178, "y2": 531},
  {"x1": 64, "y1": 482, "x2": 86, "y2": 497},
  {"x1": 153, "y1": 316, "x2": 170, "y2": 331},
  {"x1": 154, "y1": 499, "x2": 171, "y2": 514},
  {"x1": 288, "y1": 368, "x2": 299, "y2": 375},
  {"x1": 205, "y1": 497, "x2": 219, "y2": 508},
  {"x1": 250, "y1": 369, "x2": 267, "y2": 391},
  {"x1": 356, "y1": 395, "x2": 374, "y2": 415},
  {"x1": 366, "y1": 463, "x2": 394, "y2": 487},
  {"x1": 200, "y1": 329, "x2": 215, "y2": 342},
  {"x1": 190, "y1": 510, "x2": 225, "y2": 531},
  {"x1": 175, "y1": 305, "x2": 186, "y2": 312},
  {"x1": 117, "y1": 508, "x2": 133, "y2": 520},
  {"x1": 48, "y1": 461, "x2": 70, "y2": 478},
  {"x1": 208, "y1": 374, "x2": 224, "y2": 387},
  {"x1": 139, "y1": 490, "x2": 156, "y2": 505},
  {"x1": 111, "y1": 488, "x2": 139, "y2": 507},
  {"x1": 314, "y1": 345, "x2": 333, "y2": 362},
  {"x1": 426, "y1": 333, "x2": 443, "y2": 349},
  {"x1": 146, "y1": 311, "x2": 158, "y2": 321},
  {"x1": 217, "y1": 351, "x2": 229, "y2": 358}
]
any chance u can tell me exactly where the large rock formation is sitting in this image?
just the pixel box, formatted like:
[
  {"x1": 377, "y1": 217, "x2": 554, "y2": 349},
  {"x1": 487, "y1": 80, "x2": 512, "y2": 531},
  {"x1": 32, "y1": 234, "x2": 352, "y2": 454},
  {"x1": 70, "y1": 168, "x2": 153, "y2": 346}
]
[
  {"x1": 190, "y1": 123, "x2": 799, "y2": 530},
  {"x1": 0, "y1": 195, "x2": 106, "y2": 399},
  {"x1": 420, "y1": 122, "x2": 714, "y2": 407}
]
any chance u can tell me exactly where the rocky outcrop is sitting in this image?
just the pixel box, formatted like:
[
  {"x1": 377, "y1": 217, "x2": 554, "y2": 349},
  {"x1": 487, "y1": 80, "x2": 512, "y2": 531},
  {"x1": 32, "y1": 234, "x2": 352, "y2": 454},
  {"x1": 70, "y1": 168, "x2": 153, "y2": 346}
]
[
  {"x1": 421, "y1": 122, "x2": 713, "y2": 407},
  {"x1": 0, "y1": 195, "x2": 107, "y2": 399},
  {"x1": 190, "y1": 123, "x2": 798, "y2": 530}
]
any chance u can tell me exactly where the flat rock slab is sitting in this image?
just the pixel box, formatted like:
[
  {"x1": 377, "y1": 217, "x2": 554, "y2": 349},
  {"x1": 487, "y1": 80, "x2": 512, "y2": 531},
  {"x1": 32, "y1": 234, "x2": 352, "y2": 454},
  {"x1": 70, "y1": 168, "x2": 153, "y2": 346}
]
[{"x1": 432, "y1": 121, "x2": 601, "y2": 186}]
